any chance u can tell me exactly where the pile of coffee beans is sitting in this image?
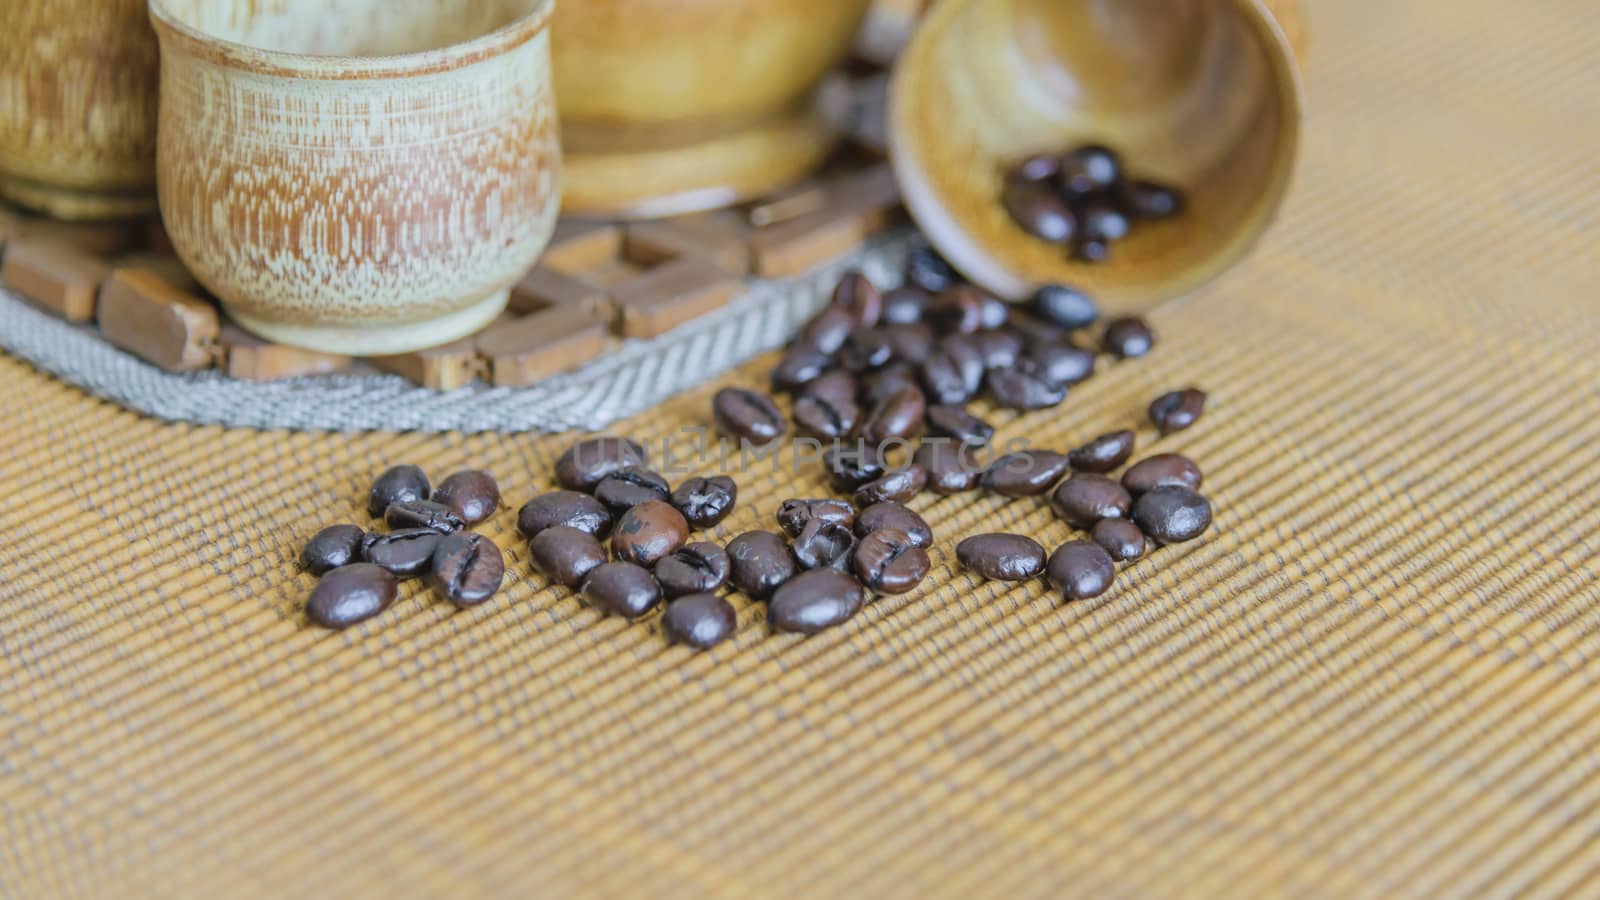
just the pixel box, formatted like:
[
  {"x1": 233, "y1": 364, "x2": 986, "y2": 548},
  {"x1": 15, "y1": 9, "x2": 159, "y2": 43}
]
[
  {"x1": 300, "y1": 466, "x2": 506, "y2": 628},
  {"x1": 1001, "y1": 144, "x2": 1185, "y2": 263}
]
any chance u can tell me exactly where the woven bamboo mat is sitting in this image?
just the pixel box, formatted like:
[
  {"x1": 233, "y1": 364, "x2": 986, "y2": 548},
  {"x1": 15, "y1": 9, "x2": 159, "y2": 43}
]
[{"x1": 3, "y1": 0, "x2": 1598, "y2": 896}]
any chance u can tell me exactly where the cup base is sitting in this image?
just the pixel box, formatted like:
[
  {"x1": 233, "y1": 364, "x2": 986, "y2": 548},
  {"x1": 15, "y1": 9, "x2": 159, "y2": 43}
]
[
  {"x1": 226, "y1": 289, "x2": 511, "y2": 358},
  {"x1": 0, "y1": 175, "x2": 158, "y2": 222}
]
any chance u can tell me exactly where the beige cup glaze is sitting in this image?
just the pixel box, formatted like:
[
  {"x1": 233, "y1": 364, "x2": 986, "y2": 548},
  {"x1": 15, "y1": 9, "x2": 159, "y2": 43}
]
[
  {"x1": 889, "y1": 0, "x2": 1306, "y2": 308},
  {"x1": 150, "y1": 0, "x2": 561, "y2": 356}
]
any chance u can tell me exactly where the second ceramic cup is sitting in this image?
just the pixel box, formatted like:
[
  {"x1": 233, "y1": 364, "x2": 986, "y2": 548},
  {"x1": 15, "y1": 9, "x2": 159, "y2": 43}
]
[{"x1": 150, "y1": 0, "x2": 561, "y2": 356}]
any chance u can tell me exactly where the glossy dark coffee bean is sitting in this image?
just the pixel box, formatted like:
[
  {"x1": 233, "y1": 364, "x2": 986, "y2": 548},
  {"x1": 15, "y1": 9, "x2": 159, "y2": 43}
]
[
  {"x1": 611, "y1": 500, "x2": 690, "y2": 567},
  {"x1": 853, "y1": 464, "x2": 926, "y2": 507},
  {"x1": 361, "y1": 528, "x2": 444, "y2": 579},
  {"x1": 921, "y1": 350, "x2": 975, "y2": 406},
  {"x1": 974, "y1": 329, "x2": 1024, "y2": 369},
  {"x1": 926, "y1": 287, "x2": 985, "y2": 334},
  {"x1": 906, "y1": 245, "x2": 959, "y2": 293},
  {"x1": 301, "y1": 524, "x2": 365, "y2": 575},
  {"x1": 768, "y1": 569, "x2": 865, "y2": 634},
  {"x1": 914, "y1": 441, "x2": 982, "y2": 495},
  {"x1": 1011, "y1": 153, "x2": 1061, "y2": 182},
  {"x1": 777, "y1": 498, "x2": 855, "y2": 538},
  {"x1": 1120, "y1": 180, "x2": 1185, "y2": 220},
  {"x1": 986, "y1": 364, "x2": 1067, "y2": 410},
  {"x1": 556, "y1": 436, "x2": 648, "y2": 492},
  {"x1": 307, "y1": 563, "x2": 397, "y2": 629},
  {"x1": 1069, "y1": 430, "x2": 1135, "y2": 473},
  {"x1": 1047, "y1": 540, "x2": 1116, "y2": 601},
  {"x1": 368, "y1": 464, "x2": 430, "y2": 518},
  {"x1": 594, "y1": 466, "x2": 672, "y2": 515},
  {"x1": 1148, "y1": 388, "x2": 1207, "y2": 434},
  {"x1": 655, "y1": 541, "x2": 731, "y2": 596},
  {"x1": 1008, "y1": 310, "x2": 1070, "y2": 348},
  {"x1": 1072, "y1": 236, "x2": 1111, "y2": 263},
  {"x1": 726, "y1": 530, "x2": 798, "y2": 598},
  {"x1": 823, "y1": 444, "x2": 888, "y2": 492},
  {"x1": 529, "y1": 525, "x2": 607, "y2": 588},
  {"x1": 713, "y1": 387, "x2": 787, "y2": 445},
  {"x1": 770, "y1": 347, "x2": 831, "y2": 393},
  {"x1": 430, "y1": 532, "x2": 504, "y2": 607},
  {"x1": 1091, "y1": 518, "x2": 1146, "y2": 561},
  {"x1": 1026, "y1": 342, "x2": 1096, "y2": 387},
  {"x1": 1102, "y1": 316, "x2": 1155, "y2": 358},
  {"x1": 839, "y1": 327, "x2": 894, "y2": 372},
  {"x1": 978, "y1": 295, "x2": 1010, "y2": 329},
  {"x1": 831, "y1": 271, "x2": 883, "y2": 327},
  {"x1": 670, "y1": 475, "x2": 738, "y2": 529},
  {"x1": 860, "y1": 362, "x2": 923, "y2": 408},
  {"x1": 860, "y1": 386, "x2": 926, "y2": 446},
  {"x1": 881, "y1": 286, "x2": 930, "y2": 324},
  {"x1": 855, "y1": 502, "x2": 932, "y2": 549},
  {"x1": 801, "y1": 368, "x2": 857, "y2": 406},
  {"x1": 1029, "y1": 284, "x2": 1099, "y2": 330},
  {"x1": 663, "y1": 593, "x2": 738, "y2": 650},
  {"x1": 791, "y1": 518, "x2": 856, "y2": 570},
  {"x1": 1050, "y1": 474, "x2": 1133, "y2": 528},
  {"x1": 1057, "y1": 145, "x2": 1121, "y2": 198},
  {"x1": 1121, "y1": 453, "x2": 1203, "y2": 495},
  {"x1": 793, "y1": 393, "x2": 860, "y2": 440},
  {"x1": 941, "y1": 335, "x2": 988, "y2": 392},
  {"x1": 385, "y1": 499, "x2": 465, "y2": 534},
  {"x1": 519, "y1": 490, "x2": 612, "y2": 539},
  {"x1": 981, "y1": 450, "x2": 1071, "y2": 497},
  {"x1": 1080, "y1": 202, "x2": 1130, "y2": 242},
  {"x1": 581, "y1": 561, "x2": 662, "y2": 619},
  {"x1": 956, "y1": 533, "x2": 1046, "y2": 582},
  {"x1": 793, "y1": 304, "x2": 855, "y2": 355},
  {"x1": 880, "y1": 323, "x2": 937, "y2": 365},
  {"x1": 1131, "y1": 486, "x2": 1213, "y2": 544},
  {"x1": 1003, "y1": 179, "x2": 1077, "y2": 244},
  {"x1": 853, "y1": 528, "x2": 930, "y2": 595},
  {"x1": 925, "y1": 405, "x2": 994, "y2": 447},
  {"x1": 432, "y1": 470, "x2": 500, "y2": 525}
]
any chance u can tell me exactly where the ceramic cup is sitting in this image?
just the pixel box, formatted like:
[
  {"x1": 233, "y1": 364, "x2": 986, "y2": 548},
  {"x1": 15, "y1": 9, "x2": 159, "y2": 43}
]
[
  {"x1": 890, "y1": 0, "x2": 1307, "y2": 308},
  {"x1": 0, "y1": 0, "x2": 161, "y2": 220},
  {"x1": 150, "y1": 0, "x2": 561, "y2": 356}
]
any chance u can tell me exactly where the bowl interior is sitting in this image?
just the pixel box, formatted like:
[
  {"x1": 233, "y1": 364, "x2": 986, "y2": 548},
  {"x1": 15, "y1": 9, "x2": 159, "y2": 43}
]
[{"x1": 155, "y1": 0, "x2": 534, "y2": 56}]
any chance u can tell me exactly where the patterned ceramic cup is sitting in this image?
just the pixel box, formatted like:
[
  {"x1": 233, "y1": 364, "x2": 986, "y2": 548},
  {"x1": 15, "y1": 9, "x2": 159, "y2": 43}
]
[{"x1": 149, "y1": 0, "x2": 560, "y2": 356}]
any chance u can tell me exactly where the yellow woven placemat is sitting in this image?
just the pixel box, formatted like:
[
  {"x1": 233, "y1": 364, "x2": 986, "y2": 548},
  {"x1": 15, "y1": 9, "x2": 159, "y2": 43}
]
[{"x1": 3, "y1": 0, "x2": 1598, "y2": 896}]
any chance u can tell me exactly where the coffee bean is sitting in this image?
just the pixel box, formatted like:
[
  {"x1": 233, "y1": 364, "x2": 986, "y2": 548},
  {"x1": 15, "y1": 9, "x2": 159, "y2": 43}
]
[
  {"x1": 1029, "y1": 284, "x2": 1099, "y2": 330},
  {"x1": 771, "y1": 347, "x2": 831, "y2": 393},
  {"x1": 594, "y1": 466, "x2": 672, "y2": 515},
  {"x1": 529, "y1": 525, "x2": 607, "y2": 588},
  {"x1": 1047, "y1": 540, "x2": 1116, "y2": 601},
  {"x1": 853, "y1": 464, "x2": 927, "y2": 507},
  {"x1": 768, "y1": 569, "x2": 865, "y2": 634},
  {"x1": 921, "y1": 350, "x2": 975, "y2": 406},
  {"x1": 1081, "y1": 202, "x2": 1130, "y2": 241},
  {"x1": 881, "y1": 286, "x2": 930, "y2": 324},
  {"x1": 1011, "y1": 153, "x2": 1062, "y2": 182},
  {"x1": 831, "y1": 271, "x2": 883, "y2": 327},
  {"x1": 793, "y1": 304, "x2": 855, "y2": 355},
  {"x1": 1120, "y1": 180, "x2": 1185, "y2": 220},
  {"x1": 1072, "y1": 236, "x2": 1111, "y2": 263},
  {"x1": 556, "y1": 436, "x2": 648, "y2": 492},
  {"x1": 1026, "y1": 342, "x2": 1096, "y2": 387},
  {"x1": 301, "y1": 524, "x2": 365, "y2": 575},
  {"x1": 839, "y1": 327, "x2": 894, "y2": 372},
  {"x1": 823, "y1": 444, "x2": 888, "y2": 492},
  {"x1": 655, "y1": 541, "x2": 732, "y2": 596},
  {"x1": 792, "y1": 518, "x2": 857, "y2": 570},
  {"x1": 1008, "y1": 311, "x2": 1070, "y2": 348},
  {"x1": 430, "y1": 532, "x2": 504, "y2": 607},
  {"x1": 1069, "y1": 430, "x2": 1135, "y2": 473},
  {"x1": 307, "y1": 563, "x2": 397, "y2": 629},
  {"x1": 1050, "y1": 474, "x2": 1132, "y2": 528},
  {"x1": 1003, "y1": 179, "x2": 1077, "y2": 244},
  {"x1": 939, "y1": 335, "x2": 987, "y2": 393},
  {"x1": 974, "y1": 329, "x2": 1024, "y2": 369},
  {"x1": 1091, "y1": 518, "x2": 1146, "y2": 561},
  {"x1": 855, "y1": 502, "x2": 932, "y2": 549},
  {"x1": 802, "y1": 368, "x2": 857, "y2": 405},
  {"x1": 1058, "y1": 145, "x2": 1121, "y2": 198},
  {"x1": 927, "y1": 286, "x2": 985, "y2": 334},
  {"x1": 1131, "y1": 486, "x2": 1213, "y2": 544},
  {"x1": 853, "y1": 528, "x2": 930, "y2": 594},
  {"x1": 777, "y1": 498, "x2": 855, "y2": 538},
  {"x1": 956, "y1": 533, "x2": 1046, "y2": 581},
  {"x1": 925, "y1": 405, "x2": 994, "y2": 447},
  {"x1": 519, "y1": 490, "x2": 612, "y2": 539},
  {"x1": 978, "y1": 295, "x2": 1010, "y2": 330},
  {"x1": 1121, "y1": 453, "x2": 1202, "y2": 495},
  {"x1": 726, "y1": 530, "x2": 798, "y2": 598},
  {"x1": 368, "y1": 464, "x2": 430, "y2": 518},
  {"x1": 713, "y1": 387, "x2": 787, "y2": 445},
  {"x1": 914, "y1": 440, "x2": 982, "y2": 494},
  {"x1": 611, "y1": 500, "x2": 690, "y2": 567},
  {"x1": 581, "y1": 561, "x2": 663, "y2": 619},
  {"x1": 361, "y1": 528, "x2": 444, "y2": 579},
  {"x1": 880, "y1": 323, "x2": 936, "y2": 365},
  {"x1": 986, "y1": 364, "x2": 1067, "y2": 410},
  {"x1": 1148, "y1": 388, "x2": 1207, "y2": 434},
  {"x1": 385, "y1": 499, "x2": 465, "y2": 534},
  {"x1": 793, "y1": 393, "x2": 860, "y2": 440},
  {"x1": 906, "y1": 245, "x2": 959, "y2": 293},
  {"x1": 860, "y1": 361, "x2": 923, "y2": 408},
  {"x1": 432, "y1": 470, "x2": 500, "y2": 525},
  {"x1": 670, "y1": 475, "x2": 738, "y2": 529},
  {"x1": 1102, "y1": 316, "x2": 1155, "y2": 358},
  {"x1": 860, "y1": 386, "x2": 926, "y2": 446},
  {"x1": 981, "y1": 450, "x2": 1071, "y2": 497},
  {"x1": 662, "y1": 593, "x2": 738, "y2": 650}
]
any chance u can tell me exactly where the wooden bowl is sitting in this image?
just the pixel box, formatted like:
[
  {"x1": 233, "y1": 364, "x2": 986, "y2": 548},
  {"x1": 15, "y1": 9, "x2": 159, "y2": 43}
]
[
  {"x1": 553, "y1": 0, "x2": 874, "y2": 219},
  {"x1": 149, "y1": 0, "x2": 561, "y2": 356},
  {"x1": 0, "y1": 0, "x2": 160, "y2": 221},
  {"x1": 889, "y1": 0, "x2": 1307, "y2": 307}
]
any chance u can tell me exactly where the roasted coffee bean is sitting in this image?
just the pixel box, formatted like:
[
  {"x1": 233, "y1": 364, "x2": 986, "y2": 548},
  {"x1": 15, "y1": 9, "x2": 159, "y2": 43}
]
[
  {"x1": 594, "y1": 466, "x2": 672, "y2": 515},
  {"x1": 1029, "y1": 284, "x2": 1099, "y2": 330},
  {"x1": 839, "y1": 327, "x2": 894, "y2": 372},
  {"x1": 1026, "y1": 342, "x2": 1096, "y2": 387},
  {"x1": 880, "y1": 323, "x2": 937, "y2": 365},
  {"x1": 823, "y1": 444, "x2": 888, "y2": 492},
  {"x1": 1080, "y1": 202, "x2": 1130, "y2": 241},
  {"x1": 777, "y1": 498, "x2": 855, "y2": 538},
  {"x1": 529, "y1": 525, "x2": 607, "y2": 588},
  {"x1": 726, "y1": 530, "x2": 799, "y2": 598},
  {"x1": 519, "y1": 490, "x2": 612, "y2": 539},
  {"x1": 860, "y1": 386, "x2": 926, "y2": 445},
  {"x1": 853, "y1": 464, "x2": 926, "y2": 506},
  {"x1": 768, "y1": 569, "x2": 865, "y2": 634},
  {"x1": 986, "y1": 364, "x2": 1067, "y2": 410},
  {"x1": 1069, "y1": 430, "x2": 1135, "y2": 473},
  {"x1": 956, "y1": 533, "x2": 1046, "y2": 581},
  {"x1": 432, "y1": 470, "x2": 500, "y2": 525},
  {"x1": 385, "y1": 499, "x2": 465, "y2": 534},
  {"x1": 801, "y1": 369, "x2": 857, "y2": 407},
  {"x1": 1148, "y1": 388, "x2": 1207, "y2": 434},
  {"x1": 791, "y1": 518, "x2": 857, "y2": 570},
  {"x1": 1057, "y1": 145, "x2": 1121, "y2": 198},
  {"x1": 925, "y1": 405, "x2": 994, "y2": 447},
  {"x1": 881, "y1": 286, "x2": 930, "y2": 324},
  {"x1": 831, "y1": 271, "x2": 883, "y2": 327},
  {"x1": 1008, "y1": 311, "x2": 1070, "y2": 348},
  {"x1": 611, "y1": 500, "x2": 690, "y2": 567},
  {"x1": 301, "y1": 524, "x2": 365, "y2": 575},
  {"x1": 361, "y1": 528, "x2": 444, "y2": 579},
  {"x1": 906, "y1": 245, "x2": 959, "y2": 293},
  {"x1": 1072, "y1": 236, "x2": 1111, "y2": 263},
  {"x1": 793, "y1": 304, "x2": 855, "y2": 355},
  {"x1": 1050, "y1": 474, "x2": 1133, "y2": 528},
  {"x1": 1091, "y1": 518, "x2": 1146, "y2": 561},
  {"x1": 926, "y1": 286, "x2": 985, "y2": 334},
  {"x1": 942, "y1": 335, "x2": 988, "y2": 390},
  {"x1": 307, "y1": 563, "x2": 397, "y2": 629},
  {"x1": 771, "y1": 347, "x2": 831, "y2": 392},
  {"x1": 655, "y1": 542, "x2": 732, "y2": 596},
  {"x1": 793, "y1": 393, "x2": 860, "y2": 440},
  {"x1": 974, "y1": 329, "x2": 1024, "y2": 369},
  {"x1": 1102, "y1": 316, "x2": 1155, "y2": 358},
  {"x1": 556, "y1": 436, "x2": 648, "y2": 492},
  {"x1": 663, "y1": 593, "x2": 738, "y2": 650},
  {"x1": 670, "y1": 475, "x2": 738, "y2": 529},
  {"x1": 581, "y1": 561, "x2": 663, "y2": 619},
  {"x1": 981, "y1": 450, "x2": 1071, "y2": 497},
  {"x1": 431, "y1": 532, "x2": 505, "y2": 607},
  {"x1": 1047, "y1": 540, "x2": 1116, "y2": 601},
  {"x1": 853, "y1": 528, "x2": 930, "y2": 594},
  {"x1": 921, "y1": 349, "x2": 975, "y2": 406},
  {"x1": 1011, "y1": 153, "x2": 1062, "y2": 182},
  {"x1": 368, "y1": 464, "x2": 430, "y2": 518},
  {"x1": 860, "y1": 362, "x2": 923, "y2": 408},
  {"x1": 1121, "y1": 453, "x2": 1203, "y2": 495},
  {"x1": 914, "y1": 440, "x2": 983, "y2": 494},
  {"x1": 855, "y1": 502, "x2": 932, "y2": 549},
  {"x1": 1003, "y1": 179, "x2": 1077, "y2": 244},
  {"x1": 713, "y1": 387, "x2": 787, "y2": 445},
  {"x1": 1120, "y1": 180, "x2": 1185, "y2": 220},
  {"x1": 1131, "y1": 486, "x2": 1213, "y2": 544}
]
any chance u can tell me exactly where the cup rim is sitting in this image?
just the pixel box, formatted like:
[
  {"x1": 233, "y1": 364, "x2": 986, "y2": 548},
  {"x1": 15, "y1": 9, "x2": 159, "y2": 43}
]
[{"x1": 148, "y1": 0, "x2": 554, "y2": 79}]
